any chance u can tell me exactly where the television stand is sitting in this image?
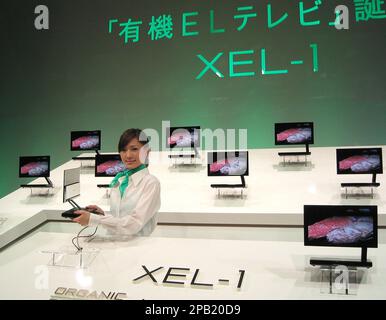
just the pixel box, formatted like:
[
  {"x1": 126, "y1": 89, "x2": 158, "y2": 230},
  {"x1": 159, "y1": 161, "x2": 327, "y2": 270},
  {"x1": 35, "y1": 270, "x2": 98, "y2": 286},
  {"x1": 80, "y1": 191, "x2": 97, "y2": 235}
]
[
  {"x1": 310, "y1": 248, "x2": 372, "y2": 269},
  {"x1": 97, "y1": 184, "x2": 111, "y2": 197},
  {"x1": 310, "y1": 257, "x2": 372, "y2": 268},
  {"x1": 168, "y1": 154, "x2": 196, "y2": 159},
  {"x1": 20, "y1": 178, "x2": 54, "y2": 195},
  {"x1": 315, "y1": 263, "x2": 366, "y2": 295},
  {"x1": 72, "y1": 150, "x2": 99, "y2": 161},
  {"x1": 278, "y1": 144, "x2": 311, "y2": 166},
  {"x1": 168, "y1": 147, "x2": 200, "y2": 166},
  {"x1": 341, "y1": 174, "x2": 380, "y2": 199},
  {"x1": 210, "y1": 176, "x2": 246, "y2": 198},
  {"x1": 97, "y1": 184, "x2": 110, "y2": 188}
]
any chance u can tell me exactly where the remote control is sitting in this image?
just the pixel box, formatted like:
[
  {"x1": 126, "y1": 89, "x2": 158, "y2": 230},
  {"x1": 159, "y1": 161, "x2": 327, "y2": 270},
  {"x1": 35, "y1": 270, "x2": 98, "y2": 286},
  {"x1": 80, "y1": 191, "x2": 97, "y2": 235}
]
[{"x1": 61, "y1": 208, "x2": 100, "y2": 219}]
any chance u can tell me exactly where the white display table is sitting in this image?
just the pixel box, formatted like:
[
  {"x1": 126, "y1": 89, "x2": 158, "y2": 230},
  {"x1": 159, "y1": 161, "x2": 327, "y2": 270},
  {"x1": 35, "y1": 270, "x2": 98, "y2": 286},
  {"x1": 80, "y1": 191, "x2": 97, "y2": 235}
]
[
  {"x1": 0, "y1": 230, "x2": 385, "y2": 300},
  {"x1": 0, "y1": 146, "x2": 385, "y2": 250}
]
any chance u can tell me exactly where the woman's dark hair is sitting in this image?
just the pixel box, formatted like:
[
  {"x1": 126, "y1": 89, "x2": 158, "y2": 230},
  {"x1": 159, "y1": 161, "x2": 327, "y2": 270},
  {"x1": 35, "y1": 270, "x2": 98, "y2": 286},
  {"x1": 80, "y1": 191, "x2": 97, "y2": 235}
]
[{"x1": 118, "y1": 128, "x2": 149, "y2": 152}]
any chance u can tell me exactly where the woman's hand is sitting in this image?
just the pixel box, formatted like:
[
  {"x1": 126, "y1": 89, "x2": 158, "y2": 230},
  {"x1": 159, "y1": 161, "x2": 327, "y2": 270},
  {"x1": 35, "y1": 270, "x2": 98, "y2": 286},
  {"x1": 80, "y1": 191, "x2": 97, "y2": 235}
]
[
  {"x1": 85, "y1": 205, "x2": 105, "y2": 215},
  {"x1": 73, "y1": 210, "x2": 90, "y2": 226}
]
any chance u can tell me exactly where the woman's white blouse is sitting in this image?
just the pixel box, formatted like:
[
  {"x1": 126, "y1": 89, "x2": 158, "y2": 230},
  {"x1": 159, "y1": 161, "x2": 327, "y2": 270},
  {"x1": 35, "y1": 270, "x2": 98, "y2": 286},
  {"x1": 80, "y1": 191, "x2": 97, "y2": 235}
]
[{"x1": 88, "y1": 168, "x2": 161, "y2": 236}]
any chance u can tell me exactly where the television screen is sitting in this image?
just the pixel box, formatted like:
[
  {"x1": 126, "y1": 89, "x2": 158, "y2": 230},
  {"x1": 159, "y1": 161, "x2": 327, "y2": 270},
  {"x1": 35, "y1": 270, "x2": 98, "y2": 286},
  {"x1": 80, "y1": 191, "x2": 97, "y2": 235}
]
[
  {"x1": 275, "y1": 122, "x2": 314, "y2": 145},
  {"x1": 71, "y1": 130, "x2": 101, "y2": 151},
  {"x1": 19, "y1": 156, "x2": 50, "y2": 178},
  {"x1": 63, "y1": 167, "x2": 80, "y2": 202},
  {"x1": 95, "y1": 154, "x2": 125, "y2": 177},
  {"x1": 304, "y1": 205, "x2": 378, "y2": 248},
  {"x1": 336, "y1": 148, "x2": 383, "y2": 175},
  {"x1": 166, "y1": 126, "x2": 200, "y2": 148},
  {"x1": 207, "y1": 151, "x2": 249, "y2": 176}
]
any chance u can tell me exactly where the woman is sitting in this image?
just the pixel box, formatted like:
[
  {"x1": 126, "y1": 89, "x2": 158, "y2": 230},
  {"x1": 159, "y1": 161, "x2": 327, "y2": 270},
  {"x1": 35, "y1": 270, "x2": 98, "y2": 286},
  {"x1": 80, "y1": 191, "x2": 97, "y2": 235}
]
[{"x1": 73, "y1": 129, "x2": 161, "y2": 236}]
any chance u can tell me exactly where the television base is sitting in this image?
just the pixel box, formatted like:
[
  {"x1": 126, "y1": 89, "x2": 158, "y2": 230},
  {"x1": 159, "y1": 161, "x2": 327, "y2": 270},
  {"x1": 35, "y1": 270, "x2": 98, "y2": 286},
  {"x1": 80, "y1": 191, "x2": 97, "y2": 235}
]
[
  {"x1": 210, "y1": 184, "x2": 246, "y2": 188},
  {"x1": 20, "y1": 184, "x2": 53, "y2": 188},
  {"x1": 210, "y1": 176, "x2": 246, "y2": 198},
  {"x1": 278, "y1": 152, "x2": 311, "y2": 166},
  {"x1": 97, "y1": 185, "x2": 111, "y2": 198},
  {"x1": 20, "y1": 177, "x2": 54, "y2": 195},
  {"x1": 72, "y1": 150, "x2": 99, "y2": 161},
  {"x1": 310, "y1": 257, "x2": 372, "y2": 268},
  {"x1": 41, "y1": 246, "x2": 100, "y2": 269},
  {"x1": 316, "y1": 264, "x2": 363, "y2": 296},
  {"x1": 97, "y1": 184, "x2": 110, "y2": 188},
  {"x1": 210, "y1": 186, "x2": 246, "y2": 198},
  {"x1": 341, "y1": 183, "x2": 380, "y2": 199},
  {"x1": 72, "y1": 158, "x2": 95, "y2": 170},
  {"x1": 168, "y1": 153, "x2": 201, "y2": 167},
  {"x1": 168, "y1": 154, "x2": 197, "y2": 158},
  {"x1": 72, "y1": 156, "x2": 96, "y2": 161}
]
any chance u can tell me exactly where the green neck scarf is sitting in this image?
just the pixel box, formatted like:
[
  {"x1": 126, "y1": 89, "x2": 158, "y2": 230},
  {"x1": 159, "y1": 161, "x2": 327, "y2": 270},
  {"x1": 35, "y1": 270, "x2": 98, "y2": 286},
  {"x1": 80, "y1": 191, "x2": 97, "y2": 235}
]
[{"x1": 110, "y1": 164, "x2": 146, "y2": 197}]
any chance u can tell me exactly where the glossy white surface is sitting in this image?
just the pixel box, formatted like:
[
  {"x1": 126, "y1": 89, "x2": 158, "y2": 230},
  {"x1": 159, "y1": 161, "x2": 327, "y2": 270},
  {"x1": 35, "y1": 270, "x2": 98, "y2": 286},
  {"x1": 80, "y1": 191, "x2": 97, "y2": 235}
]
[
  {"x1": 0, "y1": 146, "x2": 385, "y2": 249},
  {"x1": 28, "y1": 222, "x2": 386, "y2": 245},
  {"x1": 0, "y1": 228, "x2": 385, "y2": 300}
]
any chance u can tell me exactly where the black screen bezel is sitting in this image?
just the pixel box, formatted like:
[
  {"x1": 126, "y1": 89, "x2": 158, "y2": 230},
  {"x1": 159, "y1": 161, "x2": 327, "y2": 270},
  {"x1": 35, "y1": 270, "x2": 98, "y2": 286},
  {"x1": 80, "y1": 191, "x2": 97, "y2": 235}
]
[
  {"x1": 70, "y1": 130, "x2": 101, "y2": 151},
  {"x1": 336, "y1": 147, "x2": 383, "y2": 175},
  {"x1": 19, "y1": 156, "x2": 50, "y2": 178},
  {"x1": 303, "y1": 205, "x2": 378, "y2": 248},
  {"x1": 95, "y1": 154, "x2": 125, "y2": 177},
  {"x1": 166, "y1": 126, "x2": 201, "y2": 149},
  {"x1": 207, "y1": 151, "x2": 249, "y2": 177},
  {"x1": 274, "y1": 122, "x2": 314, "y2": 146}
]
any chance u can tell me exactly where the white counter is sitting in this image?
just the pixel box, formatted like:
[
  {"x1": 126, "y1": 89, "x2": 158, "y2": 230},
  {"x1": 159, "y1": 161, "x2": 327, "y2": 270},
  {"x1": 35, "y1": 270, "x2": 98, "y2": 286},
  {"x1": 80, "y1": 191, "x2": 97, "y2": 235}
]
[
  {"x1": 0, "y1": 146, "x2": 385, "y2": 250},
  {"x1": 0, "y1": 230, "x2": 385, "y2": 300}
]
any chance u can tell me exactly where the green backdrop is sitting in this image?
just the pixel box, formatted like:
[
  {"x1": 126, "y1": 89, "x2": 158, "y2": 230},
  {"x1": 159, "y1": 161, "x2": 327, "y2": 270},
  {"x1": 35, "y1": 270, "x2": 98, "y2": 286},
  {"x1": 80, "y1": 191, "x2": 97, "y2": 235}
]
[{"x1": 1, "y1": 0, "x2": 385, "y2": 198}]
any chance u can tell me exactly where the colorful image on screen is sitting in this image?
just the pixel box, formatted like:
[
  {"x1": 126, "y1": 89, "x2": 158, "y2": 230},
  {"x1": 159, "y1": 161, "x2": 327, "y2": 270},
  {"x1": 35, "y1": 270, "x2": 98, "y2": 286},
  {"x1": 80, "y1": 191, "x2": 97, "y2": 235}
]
[
  {"x1": 71, "y1": 131, "x2": 101, "y2": 151},
  {"x1": 337, "y1": 148, "x2": 383, "y2": 175},
  {"x1": 20, "y1": 162, "x2": 49, "y2": 177},
  {"x1": 97, "y1": 160, "x2": 125, "y2": 176},
  {"x1": 19, "y1": 156, "x2": 50, "y2": 178},
  {"x1": 72, "y1": 136, "x2": 99, "y2": 150},
  {"x1": 304, "y1": 205, "x2": 378, "y2": 248},
  {"x1": 275, "y1": 122, "x2": 314, "y2": 145},
  {"x1": 95, "y1": 154, "x2": 125, "y2": 177},
  {"x1": 167, "y1": 127, "x2": 200, "y2": 148},
  {"x1": 308, "y1": 216, "x2": 374, "y2": 245},
  {"x1": 208, "y1": 151, "x2": 248, "y2": 176},
  {"x1": 277, "y1": 128, "x2": 312, "y2": 144}
]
